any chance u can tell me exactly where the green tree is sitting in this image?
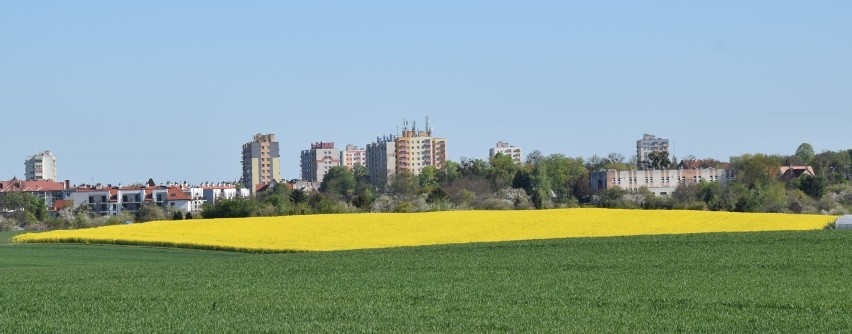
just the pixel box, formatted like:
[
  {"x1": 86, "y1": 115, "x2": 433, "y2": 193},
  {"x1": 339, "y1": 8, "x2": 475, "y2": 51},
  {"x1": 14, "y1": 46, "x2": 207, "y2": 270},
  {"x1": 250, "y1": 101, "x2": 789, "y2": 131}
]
[
  {"x1": 529, "y1": 162, "x2": 552, "y2": 209},
  {"x1": 542, "y1": 154, "x2": 586, "y2": 201},
  {"x1": 437, "y1": 160, "x2": 461, "y2": 184},
  {"x1": 798, "y1": 175, "x2": 827, "y2": 199},
  {"x1": 390, "y1": 171, "x2": 420, "y2": 197},
  {"x1": 647, "y1": 151, "x2": 672, "y2": 170},
  {"x1": 172, "y1": 210, "x2": 184, "y2": 220},
  {"x1": 320, "y1": 166, "x2": 357, "y2": 199},
  {"x1": 731, "y1": 154, "x2": 781, "y2": 189},
  {"x1": 795, "y1": 143, "x2": 815, "y2": 165},
  {"x1": 488, "y1": 153, "x2": 517, "y2": 190},
  {"x1": 0, "y1": 192, "x2": 47, "y2": 224},
  {"x1": 201, "y1": 198, "x2": 258, "y2": 219},
  {"x1": 418, "y1": 166, "x2": 440, "y2": 193},
  {"x1": 136, "y1": 203, "x2": 166, "y2": 222}
]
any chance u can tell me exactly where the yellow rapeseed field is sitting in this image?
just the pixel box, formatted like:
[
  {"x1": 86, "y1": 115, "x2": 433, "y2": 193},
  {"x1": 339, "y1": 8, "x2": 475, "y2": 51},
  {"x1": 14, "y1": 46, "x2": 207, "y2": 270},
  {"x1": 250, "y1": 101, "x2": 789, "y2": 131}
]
[{"x1": 13, "y1": 209, "x2": 837, "y2": 252}]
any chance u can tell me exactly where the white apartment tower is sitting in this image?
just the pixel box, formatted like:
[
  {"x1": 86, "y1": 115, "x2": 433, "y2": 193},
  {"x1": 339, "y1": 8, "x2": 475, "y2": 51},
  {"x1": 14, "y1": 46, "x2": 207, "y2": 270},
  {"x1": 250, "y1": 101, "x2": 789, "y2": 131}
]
[
  {"x1": 300, "y1": 142, "x2": 340, "y2": 183},
  {"x1": 489, "y1": 141, "x2": 523, "y2": 164},
  {"x1": 636, "y1": 134, "x2": 670, "y2": 169},
  {"x1": 25, "y1": 150, "x2": 57, "y2": 181}
]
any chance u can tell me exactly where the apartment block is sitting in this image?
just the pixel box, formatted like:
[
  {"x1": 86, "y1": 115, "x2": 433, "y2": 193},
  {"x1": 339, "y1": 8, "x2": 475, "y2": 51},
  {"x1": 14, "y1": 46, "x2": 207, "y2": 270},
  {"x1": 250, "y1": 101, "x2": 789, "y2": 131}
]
[
  {"x1": 394, "y1": 119, "x2": 447, "y2": 175},
  {"x1": 25, "y1": 150, "x2": 57, "y2": 181},
  {"x1": 340, "y1": 144, "x2": 366, "y2": 169},
  {"x1": 300, "y1": 142, "x2": 340, "y2": 183},
  {"x1": 636, "y1": 134, "x2": 670, "y2": 169},
  {"x1": 489, "y1": 141, "x2": 523, "y2": 164},
  {"x1": 241, "y1": 133, "x2": 281, "y2": 194},
  {"x1": 366, "y1": 135, "x2": 396, "y2": 186},
  {"x1": 590, "y1": 168, "x2": 731, "y2": 196}
]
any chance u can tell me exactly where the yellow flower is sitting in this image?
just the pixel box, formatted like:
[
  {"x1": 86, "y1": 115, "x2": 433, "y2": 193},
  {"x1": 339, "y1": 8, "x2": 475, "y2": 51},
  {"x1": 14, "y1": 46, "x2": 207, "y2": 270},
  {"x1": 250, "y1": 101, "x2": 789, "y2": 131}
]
[{"x1": 13, "y1": 209, "x2": 836, "y2": 252}]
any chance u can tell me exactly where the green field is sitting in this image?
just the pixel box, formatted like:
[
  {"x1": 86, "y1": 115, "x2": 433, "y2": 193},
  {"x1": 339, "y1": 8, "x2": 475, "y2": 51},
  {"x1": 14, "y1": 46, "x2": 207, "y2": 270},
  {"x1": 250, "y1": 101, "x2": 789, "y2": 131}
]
[{"x1": 2, "y1": 230, "x2": 851, "y2": 332}]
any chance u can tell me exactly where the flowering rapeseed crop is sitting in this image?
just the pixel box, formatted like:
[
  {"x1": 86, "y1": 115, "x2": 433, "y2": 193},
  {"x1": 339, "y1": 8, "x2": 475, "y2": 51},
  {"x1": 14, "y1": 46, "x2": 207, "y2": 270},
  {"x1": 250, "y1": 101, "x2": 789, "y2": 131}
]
[{"x1": 13, "y1": 209, "x2": 837, "y2": 252}]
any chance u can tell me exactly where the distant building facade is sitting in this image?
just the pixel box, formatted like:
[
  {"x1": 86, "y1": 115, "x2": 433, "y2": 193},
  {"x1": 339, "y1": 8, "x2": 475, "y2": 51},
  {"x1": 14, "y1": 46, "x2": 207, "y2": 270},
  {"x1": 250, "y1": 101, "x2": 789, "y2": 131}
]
[
  {"x1": 25, "y1": 150, "x2": 57, "y2": 181},
  {"x1": 636, "y1": 134, "x2": 670, "y2": 169},
  {"x1": 241, "y1": 133, "x2": 281, "y2": 194},
  {"x1": 394, "y1": 119, "x2": 447, "y2": 175},
  {"x1": 366, "y1": 135, "x2": 396, "y2": 186},
  {"x1": 300, "y1": 142, "x2": 340, "y2": 183},
  {"x1": 590, "y1": 168, "x2": 731, "y2": 196},
  {"x1": 340, "y1": 144, "x2": 366, "y2": 169},
  {"x1": 0, "y1": 178, "x2": 67, "y2": 213},
  {"x1": 489, "y1": 141, "x2": 523, "y2": 164}
]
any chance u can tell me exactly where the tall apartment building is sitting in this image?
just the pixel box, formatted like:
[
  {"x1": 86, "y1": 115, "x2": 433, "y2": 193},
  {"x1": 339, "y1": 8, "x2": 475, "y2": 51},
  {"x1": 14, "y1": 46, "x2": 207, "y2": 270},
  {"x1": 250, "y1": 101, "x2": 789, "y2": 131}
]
[
  {"x1": 340, "y1": 144, "x2": 366, "y2": 169},
  {"x1": 300, "y1": 142, "x2": 340, "y2": 183},
  {"x1": 366, "y1": 135, "x2": 396, "y2": 186},
  {"x1": 25, "y1": 150, "x2": 57, "y2": 181},
  {"x1": 241, "y1": 133, "x2": 281, "y2": 194},
  {"x1": 636, "y1": 134, "x2": 670, "y2": 169},
  {"x1": 489, "y1": 141, "x2": 523, "y2": 164},
  {"x1": 395, "y1": 119, "x2": 447, "y2": 175}
]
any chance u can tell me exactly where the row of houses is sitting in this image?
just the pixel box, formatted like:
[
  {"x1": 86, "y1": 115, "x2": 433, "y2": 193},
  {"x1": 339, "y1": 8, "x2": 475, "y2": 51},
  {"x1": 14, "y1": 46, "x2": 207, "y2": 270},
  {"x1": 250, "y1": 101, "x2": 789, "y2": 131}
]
[{"x1": 0, "y1": 178, "x2": 251, "y2": 217}]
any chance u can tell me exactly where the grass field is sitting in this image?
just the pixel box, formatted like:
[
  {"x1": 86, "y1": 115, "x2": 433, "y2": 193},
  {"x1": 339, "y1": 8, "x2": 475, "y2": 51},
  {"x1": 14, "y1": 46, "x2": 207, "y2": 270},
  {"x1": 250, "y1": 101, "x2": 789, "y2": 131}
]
[{"x1": 2, "y1": 230, "x2": 852, "y2": 332}]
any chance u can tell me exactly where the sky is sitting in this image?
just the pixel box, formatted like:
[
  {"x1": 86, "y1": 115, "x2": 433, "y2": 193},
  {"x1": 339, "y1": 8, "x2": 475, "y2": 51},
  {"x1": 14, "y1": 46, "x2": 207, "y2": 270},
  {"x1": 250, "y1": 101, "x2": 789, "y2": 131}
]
[{"x1": 1, "y1": 1, "x2": 850, "y2": 185}]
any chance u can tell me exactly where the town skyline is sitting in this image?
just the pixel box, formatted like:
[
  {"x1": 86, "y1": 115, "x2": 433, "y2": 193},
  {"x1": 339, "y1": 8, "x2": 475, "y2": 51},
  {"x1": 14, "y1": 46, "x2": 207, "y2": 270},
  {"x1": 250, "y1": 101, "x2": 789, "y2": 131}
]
[{"x1": 2, "y1": 2, "x2": 850, "y2": 184}]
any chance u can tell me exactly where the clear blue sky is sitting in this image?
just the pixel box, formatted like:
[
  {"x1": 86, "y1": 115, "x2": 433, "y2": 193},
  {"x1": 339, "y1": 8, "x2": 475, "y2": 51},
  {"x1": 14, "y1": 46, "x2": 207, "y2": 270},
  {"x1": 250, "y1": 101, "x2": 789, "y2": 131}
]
[{"x1": 1, "y1": 1, "x2": 850, "y2": 184}]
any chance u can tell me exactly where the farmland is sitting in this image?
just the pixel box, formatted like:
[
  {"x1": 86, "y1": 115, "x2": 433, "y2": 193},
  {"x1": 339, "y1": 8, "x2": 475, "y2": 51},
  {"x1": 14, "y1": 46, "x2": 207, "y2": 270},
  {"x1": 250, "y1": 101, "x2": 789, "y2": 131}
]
[
  {"x1": 2, "y1": 230, "x2": 852, "y2": 332},
  {"x1": 12, "y1": 209, "x2": 837, "y2": 252}
]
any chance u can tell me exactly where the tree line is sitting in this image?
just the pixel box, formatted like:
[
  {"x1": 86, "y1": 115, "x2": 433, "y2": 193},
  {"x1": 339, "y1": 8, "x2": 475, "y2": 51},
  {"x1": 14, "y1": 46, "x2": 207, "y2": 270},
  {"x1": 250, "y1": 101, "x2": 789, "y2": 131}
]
[{"x1": 2, "y1": 144, "x2": 850, "y2": 231}]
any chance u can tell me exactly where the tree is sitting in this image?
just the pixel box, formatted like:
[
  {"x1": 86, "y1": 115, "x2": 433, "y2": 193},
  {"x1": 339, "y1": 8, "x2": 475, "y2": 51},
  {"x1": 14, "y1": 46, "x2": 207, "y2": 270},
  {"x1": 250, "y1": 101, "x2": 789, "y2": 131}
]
[
  {"x1": 172, "y1": 210, "x2": 184, "y2": 220},
  {"x1": 418, "y1": 165, "x2": 440, "y2": 193},
  {"x1": 0, "y1": 192, "x2": 47, "y2": 225},
  {"x1": 185, "y1": 212, "x2": 193, "y2": 220},
  {"x1": 438, "y1": 160, "x2": 461, "y2": 184},
  {"x1": 529, "y1": 162, "x2": 552, "y2": 209},
  {"x1": 488, "y1": 153, "x2": 517, "y2": 190},
  {"x1": 320, "y1": 166, "x2": 356, "y2": 199},
  {"x1": 541, "y1": 154, "x2": 585, "y2": 201},
  {"x1": 795, "y1": 143, "x2": 815, "y2": 165},
  {"x1": 647, "y1": 151, "x2": 672, "y2": 170},
  {"x1": 201, "y1": 198, "x2": 258, "y2": 219},
  {"x1": 731, "y1": 154, "x2": 781, "y2": 189},
  {"x1": 798, "y1": 175, "x2": 826, "y2": 199},
  {"x1": 389, "y1": 172, "x2": 420, "y2": 197},
  {"x1": 136, "y1": 203, "x2": 166, "y2": 222},
  {"x1": 459, "y1": 158, "x2": 489, "y2": 178}
]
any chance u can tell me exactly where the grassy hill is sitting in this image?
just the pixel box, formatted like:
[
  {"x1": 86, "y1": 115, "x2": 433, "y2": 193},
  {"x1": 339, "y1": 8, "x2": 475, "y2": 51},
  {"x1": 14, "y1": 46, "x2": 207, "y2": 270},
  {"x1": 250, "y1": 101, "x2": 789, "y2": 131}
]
[{"x1": 2, "y1": 230, "x2": 851, "y2": 332}]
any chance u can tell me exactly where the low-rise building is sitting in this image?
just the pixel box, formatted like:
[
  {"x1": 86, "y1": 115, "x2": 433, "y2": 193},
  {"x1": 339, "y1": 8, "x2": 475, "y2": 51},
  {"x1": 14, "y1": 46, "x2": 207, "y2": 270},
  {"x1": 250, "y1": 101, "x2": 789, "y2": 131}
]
[
  {"x1": 0, "y1": 178, "x2": 68, "y2": 213},
  {"x1": 590, "y1": 168, "x2": 731, "y2": 196}
]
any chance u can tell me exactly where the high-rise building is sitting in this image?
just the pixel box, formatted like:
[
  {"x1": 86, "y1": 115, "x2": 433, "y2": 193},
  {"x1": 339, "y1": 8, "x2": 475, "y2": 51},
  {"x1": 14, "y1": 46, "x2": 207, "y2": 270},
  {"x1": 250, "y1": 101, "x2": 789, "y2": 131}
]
[
  {"x1": 241, "y1": 133, "x2": 281, "y2": 194},
  {"x1": 394, "y1": 119, "x2": 447, "y2": 175},
  {"x1": 25, "y1": 150, "x2": 57, "y2": 181},
  {"x1": 340, "y1": 144, "x2": 366, "y2": 169},
  {"x1": 489, "y1": 141, "x2": 523, "y2": 164},
  {"x1": 636, "y1": 134, "x2": 670, "y2": 169},
  {"x1": 366, "y1": 135, "x2": 396, "y2": 186},
  {"x1": 300, "y1": 142, "x2": 340, "y2": 183}
]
